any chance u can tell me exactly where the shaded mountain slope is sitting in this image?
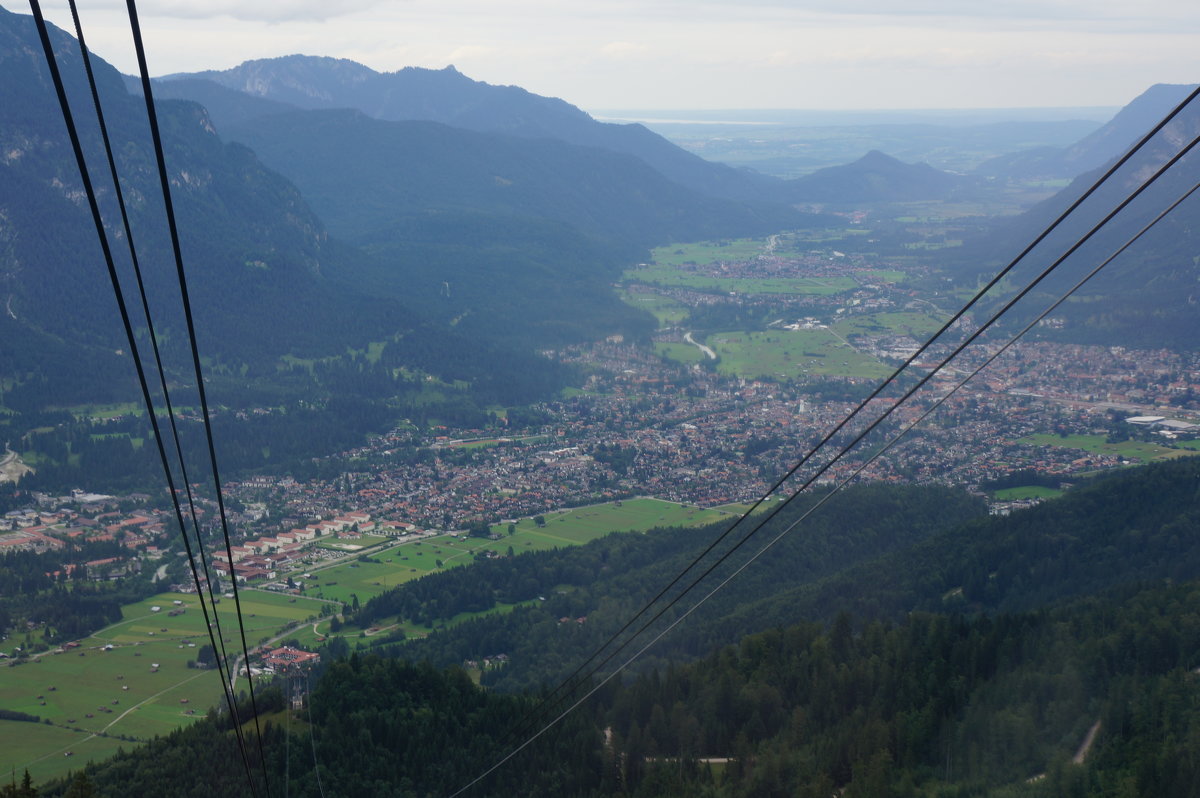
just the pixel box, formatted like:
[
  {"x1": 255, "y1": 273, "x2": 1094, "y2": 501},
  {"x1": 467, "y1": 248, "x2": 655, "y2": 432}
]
[
  {"x1": 166, "y1": 56, "x2": 779, "y2": 202},
  {"x1": 0, "y1": 7, "x2": 580, "y2": 414},
  {"x1": 165, "y1": 56, "x2": 975, "y2": 207},
  {"x1": 977, "y1": 83, "x2": 1198, "y2": 180},
  {"x1": 221, "y1": 108, "x2": 802, "y2": 246},
  {"x1": 958, "y1": 88, "x2": 1200, "y2": 349},
  {"x1": 785, "y1": 149, "x2": 968, "y2": 203}
]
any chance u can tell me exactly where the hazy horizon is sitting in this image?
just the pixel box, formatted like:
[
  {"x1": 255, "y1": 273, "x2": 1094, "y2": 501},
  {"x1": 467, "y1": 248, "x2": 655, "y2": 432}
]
[{"x1": 20, "y1": 0, "x2": 1199, "y2": 111}]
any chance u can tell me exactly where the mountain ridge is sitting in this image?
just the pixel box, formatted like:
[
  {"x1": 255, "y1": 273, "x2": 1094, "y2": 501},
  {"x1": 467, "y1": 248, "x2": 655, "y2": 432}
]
[{"x1": 164, "y1": 54, "x2": 781, "y2": 202}]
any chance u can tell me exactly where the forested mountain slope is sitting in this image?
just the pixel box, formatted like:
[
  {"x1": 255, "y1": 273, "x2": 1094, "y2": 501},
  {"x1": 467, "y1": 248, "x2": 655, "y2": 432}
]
[
  {"x1": 39, "y1": 461, "x2": 1200, "y2": 797},
  {"x1": 976, "y1": 83, "x2": 1197, "y2": 180},
  {"x1": 955, "y1": 86, "x2": 1200, "y2": 351},
  {"x1": 163, "y1": 55, "x2": 969, "y2": 207},
  {"x1": 163, "y1": 56, "x2": 778, "y2": 202},
  {"x1": 0, "y1": 6, "x2": 569, "y2": 412}
]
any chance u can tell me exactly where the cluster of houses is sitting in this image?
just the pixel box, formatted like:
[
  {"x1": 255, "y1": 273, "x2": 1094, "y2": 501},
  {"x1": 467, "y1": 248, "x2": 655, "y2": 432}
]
[
  {"x1": 212, "y1": 512, "x2": 370, "y2": 582},
  {"x1": 0, "y1": 502, "x2": 169, "y2": 573},
  {"x1": 209, "y1": 512, "x2": 421, "y2": 584}
]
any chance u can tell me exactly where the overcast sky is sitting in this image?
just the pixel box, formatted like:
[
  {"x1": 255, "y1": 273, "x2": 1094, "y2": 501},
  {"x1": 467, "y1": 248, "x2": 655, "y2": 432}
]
[{"x1": 32, "y1": 0, "x2": 1200, "y2": 111}]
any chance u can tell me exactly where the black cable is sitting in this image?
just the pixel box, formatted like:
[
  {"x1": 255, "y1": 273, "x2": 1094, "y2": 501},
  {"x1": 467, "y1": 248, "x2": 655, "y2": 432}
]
[
  {"x1": 284, "y1": 673, "x2": 290, "y2": 798},
  {"x1": 448, "y1": 142, "x2": 1200, "y2": 798},
  {"x1": 496, "y1": 109, "x2": 1200, "y2": 754},
  {"x1": 493, "y1": 81, "x2": 1200, "y2": 748},
  {"x1": 23, "y1": 2, "x2": 260, "y2": 793},
  {"x1": 122, "y1": 2, "x2": 273, "y2": 792},
  {"x1": 520, "y1": 119, "x2": 1199, "y2": 742},
  {"x1": 305, "y1": 672, "x2": 328, "y2": 798},
  {"x1": 62, "y1": 0, "x2": 252, "y2": 745}
]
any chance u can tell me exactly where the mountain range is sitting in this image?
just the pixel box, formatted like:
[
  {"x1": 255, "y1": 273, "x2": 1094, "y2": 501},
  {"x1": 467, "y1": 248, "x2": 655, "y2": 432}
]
[
  {"x1": 3, "y1": 1, "x2": 1198, "y2": 449},
  {"x1": 156, "y1": 55, "x2": 974, "y2": 207},
  {"x1": 0, "y1": 7, "x2": 811, "y2": 423},
  {"x1": 976, "y1": 83, "x2": 1199, "y2": 181},
  {"x1": 964, "y1": 83, "x2": 1200, "y2": 349},
  {"x1": 35, "y1": 453, "x2": 1200, "y2": 797}
]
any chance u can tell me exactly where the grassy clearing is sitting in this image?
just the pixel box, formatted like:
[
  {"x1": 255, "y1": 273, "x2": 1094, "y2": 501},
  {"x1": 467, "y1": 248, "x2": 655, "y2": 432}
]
[
  {"x1": 4, "y1": 590, "x2": 328, "y2": 784},
  {"x1": 55, "y1": 402, "x2": 143, "y2": 421},
  {"x1": 625, "y1": 263, "x2": 858, "y2": 296},
  {"x1": 709, "y1": 499, "x2": 783, "y2": 516},
  {"x1": 300, "y1": 498, "x2": 729, "y2": 606},
  {"x1": 649, "y1": 238, "x2": 765, "y2": 267},
  {"x1": 304, "y1": 541, "x2": 475, "y2": 605},
  {"x1": 654, "y1": 341, "x2": 708, "y2": 365},
  {"x1": 832, "y1": 311, "x2": 945, "y2": 340},
  {"x1": 0, "y1": 719, "x2": 127, "y2": 785},
  {"x1": 862, "y1": 269, "x2": 908, "y2": 283},
  {"x1": 706, "y1": 329, "x2": 890, "y2": 380},
  {"x1": 1020, "y1": 434, "x2": 1192, "y2": 462},
  {"x1": 992, "y1": 486, "x2": 1065, "y2": 500},
  {"x1": 619, "y1": 289, "x2": 691, "y2": 327},
  {"x1": 493, "y1": 498, "x2": 726, "y2": 543},
  {"x1": 316, "y1": 534, "x2": 393, "y2": 551}
]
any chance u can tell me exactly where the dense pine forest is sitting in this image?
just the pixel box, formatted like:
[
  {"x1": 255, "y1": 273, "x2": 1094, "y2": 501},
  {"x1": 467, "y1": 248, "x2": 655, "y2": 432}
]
[{"x1": 28, "y1": 580, "x2": 1200, "y2": 797}]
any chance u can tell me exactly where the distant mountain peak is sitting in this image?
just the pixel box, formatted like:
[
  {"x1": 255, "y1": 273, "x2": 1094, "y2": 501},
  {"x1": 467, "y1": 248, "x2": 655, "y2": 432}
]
[
  {"x1": 788, "y1": 149, "x2": 962, "y2": 202},
  {"x1": 975, "y1": 82, "x2": 1199, "y2": 181},
  {"x1": 856, "y1": 149, "x2": 897, "y2": 165},
  {"x1": 163, "y1": 54, "x2": 782, "y2": 201}
]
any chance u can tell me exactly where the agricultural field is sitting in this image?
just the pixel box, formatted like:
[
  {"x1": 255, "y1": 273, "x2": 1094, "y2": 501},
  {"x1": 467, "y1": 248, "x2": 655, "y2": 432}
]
[
  {"x1": 3, "y1": 590, "x2": 328, "y2": 784},
  {"x1": 490, "y1": 497, "x2": 729, "y2": 542},
  {"x1": 0, "y1": 719, "x2": 126, "y2": 786},
  {"x1": 619, "y1": 289, "x2": 691, "y2": 327},
  {"x1": 653, "y1": 341, "x2": 708, "y2": 365},
  {"x1": 832, "y1": 310, "x2": 946, "y2": 340},
  {"x1": 624, "y1": 262, "x2": 859, "y2": 296},
  {"x1": 992, "y1": 485, "x2": 1065, "y2": 500},
  {"x1": 302, "y1": 538, "x2": 478, "y2": 605},
  {"x1": 1020, "y1": 434, "x2": 1192, "y2": 462},
  {"x1": 298, "y1": 498, "x2": 733, "y2": 607},
  {"x1": 705, "y1": 329, "x2": 891, "y2": 380},
  {"x1": 648, "y1": 238, "x2": 766, "y2": 267},
  {"x1": 316, "y1": 534, "x2": 393, "y2": 551}
]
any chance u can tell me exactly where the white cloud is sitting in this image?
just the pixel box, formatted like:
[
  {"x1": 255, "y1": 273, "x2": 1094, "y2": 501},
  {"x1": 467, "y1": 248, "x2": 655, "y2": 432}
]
[
  {"x1": 447, "y1": 45, "x2": 498, "y2": 62},
  {"x1": 124, "y1": 0, "x2": 388, "y2": 23},
  {"x1": 599, "y1": 41, "x2": 648, "y2": 59},
  {"x1": 27, "y1": 0, "x2": 1200, "y2": 109}
]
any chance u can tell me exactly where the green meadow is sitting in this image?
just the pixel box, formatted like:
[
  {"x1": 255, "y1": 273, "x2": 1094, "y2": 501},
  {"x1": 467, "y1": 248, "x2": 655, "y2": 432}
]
[
  {"x1": 648, "y1": 238, "x2": 766, "y2": 267},
  {"x1": 706, "y1": 329, "x2": 890, "y2": 380},
  {"x1": 624, "y1": 263, "x2": 858, "y2": 296},
  {"x1": 653, "y1": 341, "x2": 708, "y2": 365},
  {"x1": 1020, "y1": 434, "x2": 1192, "y2": 462},
  {"x1": 832, "y1": 310, "x2": 945, "y2": 340},
  {"x1": 992, "y1": 485, "x2": 1065, "y2": 500},
  {"x1": 619, "y1": 289, "x2": 691, "y2": 327},
  {"x1": 3, "y1": 590, "x2": 327, "y2": 784},
  {"x1": 299, "y1": 498, "x2": 732, "y2": 606},
  {"x1": 7, "y1": 498, "x2": 737, "y2": 782}
]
